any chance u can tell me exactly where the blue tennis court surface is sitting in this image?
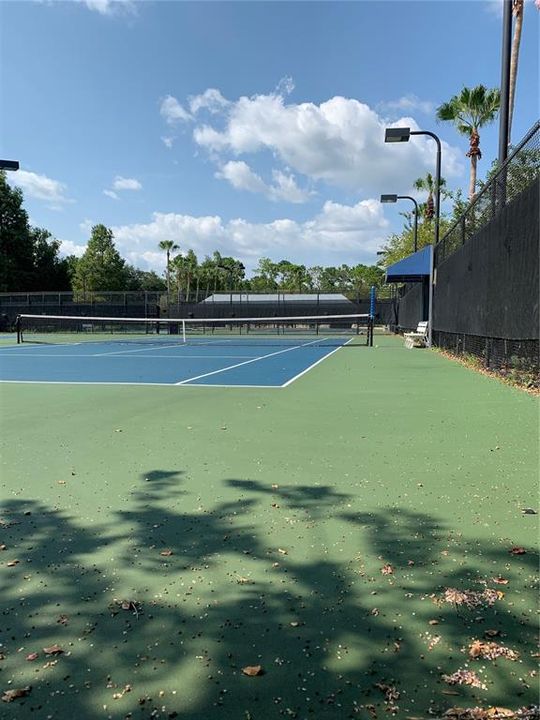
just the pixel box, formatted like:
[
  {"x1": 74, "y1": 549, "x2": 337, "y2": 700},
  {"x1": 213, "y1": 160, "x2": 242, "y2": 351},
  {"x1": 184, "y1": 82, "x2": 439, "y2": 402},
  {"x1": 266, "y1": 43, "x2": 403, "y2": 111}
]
[{"x1": 0, "y1": 336, "x2": 353, "y2": 387}]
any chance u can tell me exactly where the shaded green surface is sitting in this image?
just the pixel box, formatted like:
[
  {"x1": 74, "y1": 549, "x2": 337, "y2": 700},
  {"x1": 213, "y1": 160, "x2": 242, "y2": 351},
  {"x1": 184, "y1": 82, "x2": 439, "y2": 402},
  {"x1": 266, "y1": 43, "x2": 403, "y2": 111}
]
[{"x1": 0, "y1": 336, "x2": 538, "y2": 719}]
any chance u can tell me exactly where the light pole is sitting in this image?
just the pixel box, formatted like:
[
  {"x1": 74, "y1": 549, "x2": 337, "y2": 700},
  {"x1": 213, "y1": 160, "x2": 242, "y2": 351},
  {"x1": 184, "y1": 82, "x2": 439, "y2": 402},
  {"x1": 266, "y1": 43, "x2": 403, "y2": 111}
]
[
  {"x1": 385, "y1": 127, "x2": 442, "y2": 347},
  {"x1": 380, "y1": 194, "x2": 419, "y2": 253}
]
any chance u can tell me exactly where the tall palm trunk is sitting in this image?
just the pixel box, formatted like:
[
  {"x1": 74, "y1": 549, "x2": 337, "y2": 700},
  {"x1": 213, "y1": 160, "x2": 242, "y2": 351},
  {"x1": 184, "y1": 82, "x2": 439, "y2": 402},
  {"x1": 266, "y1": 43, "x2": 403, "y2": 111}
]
[
  {"x1": 508, "y1": 0, "x2": 524, "y2": 143},
  {"x1": 166, "y1": 249, "x2": 170, "y2": 297},
  {"x1": 466, "y1": 128, "x2": 481, "y2": 200}
]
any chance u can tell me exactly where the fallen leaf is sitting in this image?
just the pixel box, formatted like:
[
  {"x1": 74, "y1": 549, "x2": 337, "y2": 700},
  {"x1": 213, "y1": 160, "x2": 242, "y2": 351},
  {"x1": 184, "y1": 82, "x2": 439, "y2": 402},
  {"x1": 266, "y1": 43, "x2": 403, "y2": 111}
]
[
  {"x1": 492, "y1": 577, "x2": 509, "y2": 585},
  {"x1": 242, "y1": 665, "x2": 263, "y2": 677},
  {"x1": 509, "y1": 547, "x2": 526, "y2": 555},
  {"x1": 271, "y1": 484, "x2": 279, "y2": 490},
  {"x1": 0, "y1": 545, "x2": 6, "y2": 551},
  {"x1": 2, "y1": 686, "x2": 32, "y2": 702},
  {"x1": 57, "y1": 615, "x2": 69, "y2": 625},
  {"x1": 6, "y1": 560, "x2": 19, "y2": 567},
  {"x1": 26, "y1": 653, "x2": 38, "y2": 661},
  {"x1": 278, "y1": 548, "x2": 288, "y2": 555},
  {"x1": 484, "y1": 629, "x2": 501, "y2": 638},
  {"x1": 160, "y1": 549, "x2": 173, "y2": 557},
  {"x1": 428, "y1": 619, "x2": 440, "y2": 626},
  {"x1": 381, "y1": 564, "x2": 394, "y2": 575},
  {"x1": 442, "y1": 668, "x2": 487, "y2": 690},
  {"x1": 43, "y1": 644, "x2": 63, "y2": 655},
  {"x1": 521, "y1": 508, "x2": 537, "y2": 515}
]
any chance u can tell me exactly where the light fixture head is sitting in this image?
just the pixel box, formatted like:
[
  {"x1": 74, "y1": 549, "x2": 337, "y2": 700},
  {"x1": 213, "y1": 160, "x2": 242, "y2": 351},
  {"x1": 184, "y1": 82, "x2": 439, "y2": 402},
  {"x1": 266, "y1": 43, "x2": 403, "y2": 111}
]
[
  {"x1": 380, "y1": 194, "x2": 398, "y2": 204},
  {"x1": 384, "y1": 127, "x2": 411, "y2": 143},
  {"x1": 0, "y1": 160, "x2": 19, "y2": 171}
]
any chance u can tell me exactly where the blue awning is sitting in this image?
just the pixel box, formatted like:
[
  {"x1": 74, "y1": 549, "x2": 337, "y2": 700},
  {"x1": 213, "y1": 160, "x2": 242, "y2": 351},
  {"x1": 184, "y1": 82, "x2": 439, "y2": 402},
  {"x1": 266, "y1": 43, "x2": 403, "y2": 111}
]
[{"x1": 385, "y1": 245, "x2": 432, "y2": 283}]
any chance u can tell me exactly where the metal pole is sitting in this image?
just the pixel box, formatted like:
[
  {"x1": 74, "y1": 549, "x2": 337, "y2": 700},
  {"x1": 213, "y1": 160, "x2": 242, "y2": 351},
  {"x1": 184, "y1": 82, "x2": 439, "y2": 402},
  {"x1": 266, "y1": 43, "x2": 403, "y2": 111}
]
[
  {"x1": 498, "y1": 0, "x2": 512, "y2": 164},
  {"x1": 410, "y1": 130, "x2": 441, "y2": 348}
]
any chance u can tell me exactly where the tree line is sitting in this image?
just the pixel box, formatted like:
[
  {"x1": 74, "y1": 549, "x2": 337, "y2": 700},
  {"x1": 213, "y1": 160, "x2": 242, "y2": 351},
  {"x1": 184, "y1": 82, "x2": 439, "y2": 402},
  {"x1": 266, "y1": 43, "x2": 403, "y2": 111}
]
[{"x1": 0, "y1": 174, "x2": 386, "y2": 298}]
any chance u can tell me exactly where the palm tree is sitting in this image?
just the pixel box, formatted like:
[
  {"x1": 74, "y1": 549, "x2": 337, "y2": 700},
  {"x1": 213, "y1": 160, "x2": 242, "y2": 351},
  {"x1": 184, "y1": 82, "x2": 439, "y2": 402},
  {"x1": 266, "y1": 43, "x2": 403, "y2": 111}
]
[
  {"x1": 158, "y1": 240, "x2": 179, "y2": 297},
  {"x1": 436, "y1": 85, "x2": 500, "y2": 199},
  {"x1": 508, "y1": 0, "x2": 524, "y2": 142},
  {"x1": 413, "y1": 173, "x2": 448, "y2": 220}
]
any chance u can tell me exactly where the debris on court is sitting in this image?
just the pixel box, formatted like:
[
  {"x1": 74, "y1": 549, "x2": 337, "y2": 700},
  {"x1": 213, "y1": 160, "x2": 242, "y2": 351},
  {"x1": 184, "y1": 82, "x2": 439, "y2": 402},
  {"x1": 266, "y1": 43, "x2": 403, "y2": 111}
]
[
  {"x1": 442, "y1": 668, "x2": 488, "y2": 690},
  {"x1": 242, "y1": 664, "x2": 264, "y2": 676},
  {"x1": 439, "y1": 587, "x2": 504, "y2": 609},
  {"x1": 467, "y1": 640, "x2": 519, "y2": 661},
  {"x1": 2, "y1": 686, "x2": 32, "y2": 702},
  {"x1": 444, "y1": 706, "x2": 540, "y2": 720}
]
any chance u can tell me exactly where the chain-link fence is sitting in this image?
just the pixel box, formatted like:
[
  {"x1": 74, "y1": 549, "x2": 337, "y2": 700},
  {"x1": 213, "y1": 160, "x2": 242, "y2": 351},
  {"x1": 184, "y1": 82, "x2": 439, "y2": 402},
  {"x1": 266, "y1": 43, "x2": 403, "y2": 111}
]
[
  {"x1": 433, "y1": 330, "x2": 539, "y2": 386},
  {"x1": 435, "y1": 120, "x2": 540, "y2": 266}
]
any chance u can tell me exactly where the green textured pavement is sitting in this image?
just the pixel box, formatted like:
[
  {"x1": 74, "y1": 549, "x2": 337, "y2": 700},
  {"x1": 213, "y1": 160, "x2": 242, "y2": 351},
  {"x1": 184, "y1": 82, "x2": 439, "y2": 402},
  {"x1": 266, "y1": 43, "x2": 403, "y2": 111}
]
[{"x1": 0, "y1": 335, "x2": 538, "y2": 719}]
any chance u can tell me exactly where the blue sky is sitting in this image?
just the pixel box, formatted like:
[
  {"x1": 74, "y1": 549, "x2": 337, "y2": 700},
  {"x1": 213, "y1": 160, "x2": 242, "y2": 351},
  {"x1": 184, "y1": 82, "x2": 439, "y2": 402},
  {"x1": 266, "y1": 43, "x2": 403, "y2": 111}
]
[{"x1": 1, "y1": 0, "x2": 538, "y2": 274}]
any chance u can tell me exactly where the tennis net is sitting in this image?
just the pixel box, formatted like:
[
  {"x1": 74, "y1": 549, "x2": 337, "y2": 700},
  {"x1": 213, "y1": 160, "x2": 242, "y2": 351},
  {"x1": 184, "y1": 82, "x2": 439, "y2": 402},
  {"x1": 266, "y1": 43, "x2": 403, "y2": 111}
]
[{"x1": 16, "y1": 313, "x2": 374, "y2": 347}]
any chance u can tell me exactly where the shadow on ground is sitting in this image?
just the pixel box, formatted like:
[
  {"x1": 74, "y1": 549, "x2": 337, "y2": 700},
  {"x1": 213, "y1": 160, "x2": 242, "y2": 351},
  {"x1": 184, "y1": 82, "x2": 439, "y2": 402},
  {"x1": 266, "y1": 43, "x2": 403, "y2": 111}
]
[{"x1": 0, "y1": 471, "x2": 537, "y2": 719}]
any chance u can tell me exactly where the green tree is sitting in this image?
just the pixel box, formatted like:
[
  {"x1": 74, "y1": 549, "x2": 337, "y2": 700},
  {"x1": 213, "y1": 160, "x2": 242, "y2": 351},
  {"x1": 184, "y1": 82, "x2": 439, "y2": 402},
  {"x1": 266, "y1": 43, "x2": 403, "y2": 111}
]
[
  {"x1": 73, "y1": 224, "x2": 127, "y2": 295},
  {"x1": 30, "y1": 228, "x2": 71, "y2": 290},
  {"x1": 158, "y1": 240, "x2": 179, "y2": 296},
  {"x1": 0, "y1": 171, "x2": 35, "y2": 291},
  {"x1": 436, "y1": 85, "x2": 500, "y2": 199},
  {"x1": 413, "y1": 173, "x2": 450, "y2": 221},
  {"x1": 253, "y1": 258, "x2": 278, "y2": 289},
  {"x1": 124, "y1": 265, "x2": 167, "y2": 291}
]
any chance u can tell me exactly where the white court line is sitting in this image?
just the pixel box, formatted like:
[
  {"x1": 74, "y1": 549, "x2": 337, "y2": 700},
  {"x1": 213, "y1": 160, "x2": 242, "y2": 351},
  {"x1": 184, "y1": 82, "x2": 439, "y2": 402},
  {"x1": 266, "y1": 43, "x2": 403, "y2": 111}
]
[
  {"x1": 93, "y1": 337, "x2": 238, "y2": 356},
  {"x1": 0, "y1": 379, "x2": 281, "y2": 388},
  {"x1": 175, "y1": 337, "x2": 331, "y2": 385},
  {"x1": 280, "y1": 338, "x2": 353, "y2": 387},
  {"x1": 94, "y1": 343, "x2": 187, "y2": 356},
  {"x1": 0, "y1": 353, "x2": 256, "y2": 359}
]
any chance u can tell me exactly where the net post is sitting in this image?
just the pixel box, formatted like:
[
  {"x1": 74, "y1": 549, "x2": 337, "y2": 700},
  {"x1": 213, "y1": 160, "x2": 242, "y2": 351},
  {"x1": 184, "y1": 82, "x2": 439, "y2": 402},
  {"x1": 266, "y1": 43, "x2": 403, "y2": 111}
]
[
  {"x1": 369, "y1": 286, "x2": 376, "y2": 347},
  {"x1": 182, "y1": 320, "x2": 186, "y2": 344},
  {"x1": 15, "y1": 315, "x2": 22, "y2": 344}
]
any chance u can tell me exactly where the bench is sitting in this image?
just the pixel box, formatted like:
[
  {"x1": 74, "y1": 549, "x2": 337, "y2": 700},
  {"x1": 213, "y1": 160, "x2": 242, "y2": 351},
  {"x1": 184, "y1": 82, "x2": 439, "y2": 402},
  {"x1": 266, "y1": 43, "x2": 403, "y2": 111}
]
[{"x1": 403, "y1": 321, "x2": 428, "y2": 349}]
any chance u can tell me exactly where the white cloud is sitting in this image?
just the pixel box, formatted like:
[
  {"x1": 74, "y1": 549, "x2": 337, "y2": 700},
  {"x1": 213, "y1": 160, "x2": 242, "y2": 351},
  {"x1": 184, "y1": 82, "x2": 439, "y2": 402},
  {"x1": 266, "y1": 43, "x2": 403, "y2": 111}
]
[
  {"x1": 275, "y1": 76, "x2": 295, "y2": 97},
  {"x1": 111, "y1": 198, "x2": 389, "y2": 272},
  {"x1": 216, "y1": 161, "x2": 268, "y2": 194},
  {"x1": 190, "y1": 91, "x2": 463, "y2": 195},
  {"x1": 59, "y1": 239, "x2": 86, "y2": 258},
  {"x1": 112, "y1": 175, "x2": 142, "y2": 191},
  {"x1": 103, "y1": 189, "x2": 119, "y2": 200},
  {"x1": 380, "y1": 94, "x2": 435, "y2": 115},
  {"x1": 161, "y1": 136, "x2": 174, "y2": 148},
  {"x1": 83, "y1": 0, "x2": 136, "y2": 16},
  {"x1": 269, "y1": 170, "x2": 312, "y2": 203},
  {"x1": 189, "y1": 88, "x2": 230, "y2": 115},
  {"x1": 216, "y1": 161, "x2": 312, "y2": 204},
  {"x1": 9, "y1": 170, "x2": 71, "y2": 207},
  {"x1": 160, "y1": 95, "x2": 192, "y2": 124}
]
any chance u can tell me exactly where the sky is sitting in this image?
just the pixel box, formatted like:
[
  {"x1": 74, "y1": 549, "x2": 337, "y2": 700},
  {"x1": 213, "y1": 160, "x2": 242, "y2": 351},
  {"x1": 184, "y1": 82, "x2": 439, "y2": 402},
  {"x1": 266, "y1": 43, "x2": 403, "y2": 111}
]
[{"x1": 1, "y1": 0, "x2": 538, "y2": 276}]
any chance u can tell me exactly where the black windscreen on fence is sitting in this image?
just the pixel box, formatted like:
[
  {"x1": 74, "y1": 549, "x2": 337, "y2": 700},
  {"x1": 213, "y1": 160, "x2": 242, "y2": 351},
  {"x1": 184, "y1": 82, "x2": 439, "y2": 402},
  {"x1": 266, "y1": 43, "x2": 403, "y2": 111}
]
[{"x1": 434, "y1": 177, "x2": 539, "y2": 341}]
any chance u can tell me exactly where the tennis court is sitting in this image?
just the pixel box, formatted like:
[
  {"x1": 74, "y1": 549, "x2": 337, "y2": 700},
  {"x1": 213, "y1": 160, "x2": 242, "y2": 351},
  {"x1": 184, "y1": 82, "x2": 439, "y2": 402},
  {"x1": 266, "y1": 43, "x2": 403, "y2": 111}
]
[
  {"x1": 0, "y1": 336, "x2": 355, "y2": 387},
  {"x1": 0, "y1": 334, "x2": 537, "y2": 719},
  {"x1": 0, "y1": 313, "x2": 370, "y2": 387}
]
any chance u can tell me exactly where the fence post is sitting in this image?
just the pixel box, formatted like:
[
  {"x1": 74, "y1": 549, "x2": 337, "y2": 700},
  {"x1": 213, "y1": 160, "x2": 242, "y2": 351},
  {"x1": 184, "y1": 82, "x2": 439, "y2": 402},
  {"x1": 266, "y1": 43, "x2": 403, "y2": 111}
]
[{"x1": 461, "y1": 215, "x2": 466, "y2": 245}]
